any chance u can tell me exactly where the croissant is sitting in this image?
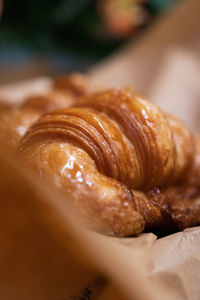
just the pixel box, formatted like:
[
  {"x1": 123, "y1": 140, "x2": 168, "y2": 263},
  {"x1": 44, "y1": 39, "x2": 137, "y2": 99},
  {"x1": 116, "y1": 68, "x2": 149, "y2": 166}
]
[
  {"x1": 18, "y1": 87, "x2": 200, "y2": 236},
  {"x1": 0, "y1": 74, "x2": 93, "y2": 153}
]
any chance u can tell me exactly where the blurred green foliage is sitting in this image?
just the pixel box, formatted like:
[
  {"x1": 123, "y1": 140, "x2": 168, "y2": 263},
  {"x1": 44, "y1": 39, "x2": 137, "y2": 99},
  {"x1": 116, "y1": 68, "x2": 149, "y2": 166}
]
[
  {"x1": 0, "y1": 1, "x2": 107, "y2": 56},
  {"x1": 0, "y1": 0, "x2": 177, "y2": 71},
  {"x1": 149, "y1": 0, "x2": 177, "y2": 12}
]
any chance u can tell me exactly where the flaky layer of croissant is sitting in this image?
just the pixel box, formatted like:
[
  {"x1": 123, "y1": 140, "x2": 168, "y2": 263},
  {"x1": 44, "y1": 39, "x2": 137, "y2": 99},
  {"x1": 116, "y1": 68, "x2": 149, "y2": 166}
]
[{"x1": 18, "y1": 88, "x2": 200, "y2": 236}]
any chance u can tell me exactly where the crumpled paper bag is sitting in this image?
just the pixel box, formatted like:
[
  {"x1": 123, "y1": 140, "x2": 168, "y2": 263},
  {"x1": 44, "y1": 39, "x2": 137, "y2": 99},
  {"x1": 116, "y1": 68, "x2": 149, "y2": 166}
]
[{"x1": 150, "y1": 227, "x2": 200, "y2": 300}]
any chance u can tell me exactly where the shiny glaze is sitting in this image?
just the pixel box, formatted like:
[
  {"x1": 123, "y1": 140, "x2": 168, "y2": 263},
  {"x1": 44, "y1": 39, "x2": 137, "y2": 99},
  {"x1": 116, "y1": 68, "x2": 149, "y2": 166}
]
[
  {"x1": 21, "y1": 142, "x2": 144, "y2": 235},
  {"x1": 18, "y1": 87, "x2": 200, "y2": 236}
]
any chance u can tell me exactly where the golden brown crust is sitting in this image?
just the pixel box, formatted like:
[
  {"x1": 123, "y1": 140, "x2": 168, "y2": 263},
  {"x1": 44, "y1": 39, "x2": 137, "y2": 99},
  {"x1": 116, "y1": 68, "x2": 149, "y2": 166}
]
[
  {"x1": 184, "y1": 135, "x2": 200, "y2": 186},
  {"x1": 0, "y1": 101, "x2": 13, "y2": 112},
  {"x1": 165, "y1": 114, "x2": 195, "y2": 183},
  {"x1": 75, "y1": 88, "x2": 175, "y2": 189},
  {"x1": 18, "y1": 87, "x2": 200, "y2": 236}
]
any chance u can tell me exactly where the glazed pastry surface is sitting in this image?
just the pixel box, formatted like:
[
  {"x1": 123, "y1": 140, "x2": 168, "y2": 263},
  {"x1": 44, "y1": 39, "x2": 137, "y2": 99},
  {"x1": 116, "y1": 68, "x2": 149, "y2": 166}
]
[{"x1": 18, "y1": 88, "x2": 200, "y2": 236}]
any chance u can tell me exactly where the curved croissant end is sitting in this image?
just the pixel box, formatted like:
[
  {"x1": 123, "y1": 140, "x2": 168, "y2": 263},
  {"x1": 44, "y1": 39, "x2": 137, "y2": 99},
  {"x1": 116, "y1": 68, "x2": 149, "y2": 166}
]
[
  {"x1": 18, "y1": 87, "x2": 200, "y2": 236},
  {"x1": 0, "y1": 74, "x2": 92, "y2": 154}
]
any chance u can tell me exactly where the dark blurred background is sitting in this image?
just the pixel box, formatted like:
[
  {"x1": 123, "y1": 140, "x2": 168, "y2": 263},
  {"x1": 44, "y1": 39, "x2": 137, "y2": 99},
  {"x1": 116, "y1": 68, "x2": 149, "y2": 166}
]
[{"x1": 0, "y1": 0, "x2": 177, "y2": 83}]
